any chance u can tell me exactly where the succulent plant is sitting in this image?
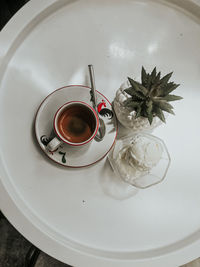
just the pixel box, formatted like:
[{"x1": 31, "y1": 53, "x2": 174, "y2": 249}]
[{"x1": 123, "y1": 67, "x2": 183, "y2": 124}]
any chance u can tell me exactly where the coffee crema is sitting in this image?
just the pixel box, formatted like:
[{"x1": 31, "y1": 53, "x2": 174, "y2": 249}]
[{"x1": 57, "y1": 104, "x2": 96, "y2": 143}]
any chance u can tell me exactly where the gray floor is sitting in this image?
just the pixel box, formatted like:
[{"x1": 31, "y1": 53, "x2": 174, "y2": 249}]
[{"x1": 0, "y1": 216, "x2": 69, "y2": 267}]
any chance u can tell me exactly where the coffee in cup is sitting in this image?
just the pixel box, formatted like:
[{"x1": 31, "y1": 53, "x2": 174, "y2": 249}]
[{"x1": 47, "y1": 101, "x2": 99, "y2": 151}]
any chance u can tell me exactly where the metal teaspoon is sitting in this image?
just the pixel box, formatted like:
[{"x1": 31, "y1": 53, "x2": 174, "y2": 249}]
[{"x1": 88, "y1": 64, "x2": 106, "y2": 142}]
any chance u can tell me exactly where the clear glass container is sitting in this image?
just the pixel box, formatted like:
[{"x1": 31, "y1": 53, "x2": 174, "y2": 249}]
[
  {"x1": 113, "y1": 81, "x2": 164, "y2": 132},
  {"x1": 108, "y1": 133, "x2": 171, "y2": 189}
]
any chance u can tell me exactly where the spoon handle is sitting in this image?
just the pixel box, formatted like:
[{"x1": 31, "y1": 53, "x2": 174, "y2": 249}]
[
  {"x1": 88, "y1": 64, "x2": 106, "y2": 141},
  {"x1": 88, "y1": 64, "x2": 98, "y2": 112}
]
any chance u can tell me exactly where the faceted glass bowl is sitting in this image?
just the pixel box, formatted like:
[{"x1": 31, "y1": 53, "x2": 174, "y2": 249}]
[{"x1": 108, "y1": 133, "x2": 171, "y2": 189}]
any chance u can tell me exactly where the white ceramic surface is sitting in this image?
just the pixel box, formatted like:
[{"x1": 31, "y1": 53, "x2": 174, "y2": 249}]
[
  {"x1": 35, "y1": 85, "x2": 117, "y2": 167},
  {"x1": 0, "y1": 0, "x2": 200, "y2": 266}
]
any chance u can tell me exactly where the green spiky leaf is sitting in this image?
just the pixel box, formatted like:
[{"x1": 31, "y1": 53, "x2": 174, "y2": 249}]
[
  {"x1": 161, "y1": 94, "x2": 183, "y2": 102},
  {"x1": 160, "y1": 72, "x2": 173, "y2": 84},
  {"x1": 128, "y1": 77, "x2": 140, "y2": 91},
  {"x1": 162, "y1": 83, "x2": 180, "y2": 96},
  {"x1": 147, "y1": 112, "x2": 153, "y2": 124},
  {"x1": 146, "y1": 74, "x2": 152, "y2": 90},
  {"x1": 124, "y1": 87, "x2": 145, "y2": 100},
  {"x1": 124, "y1": 99, "x2": 140, "y2": 109},
  {"x1": 136, "y1": 83, "x2": 149, "y2": 96},
  {"x1": 154, "y1": 106, "x2": 166, "y2": 123},
  {"x1": 154, "y1": 71, "x2": 161, "y2": 85},
  {"x1": 135, "y1": 106, "x2": 142, "y2": 118},
  {"x1": 154, "y1": 100, "x2": 175, "y2": 114},
  {"x1": 124, "y1": 87, "x2": 135, "y2": 96},
  {"x1": 128, "y1": 77, "x2": 148, "y2": 95},
  {"x1": 122, "y1": 67, "x2": 182, "y2": 125},
  {"x1": 141, "y1": 66, "x2": 147, "y2": 85},
  {"x1": 147, "y1": 104, "x2": 153, "y2": 124},
  {"x1": 146, "y1": 101, "x2": 153, "y2": 124},
  {"x1": 150, "y1": 67, "x2": 157, "y2": 84}
]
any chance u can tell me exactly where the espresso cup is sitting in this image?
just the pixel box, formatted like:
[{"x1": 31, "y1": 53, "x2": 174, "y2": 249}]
[{"x1": 47, "y1": 101, "x2": 99, "y2": 152}]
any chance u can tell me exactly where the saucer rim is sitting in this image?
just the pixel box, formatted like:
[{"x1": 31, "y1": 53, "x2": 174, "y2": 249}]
[{"x1": 34, "y1": 84, "x2": 118, "y2": 168}]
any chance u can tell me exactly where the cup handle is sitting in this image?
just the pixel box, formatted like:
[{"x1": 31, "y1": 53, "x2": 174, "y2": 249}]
[{"x1": 46, "y1": 137, "x2": 62, "y2": 152}]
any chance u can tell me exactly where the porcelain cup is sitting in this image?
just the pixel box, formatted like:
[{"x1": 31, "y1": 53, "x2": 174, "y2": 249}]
[{"x1": 47, "y1": 101, "x2": 99, "y2": 152}]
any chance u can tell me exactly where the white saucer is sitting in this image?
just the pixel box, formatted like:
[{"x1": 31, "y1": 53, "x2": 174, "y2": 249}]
[{"x1": 35, "y1": 85, "x2": 118, "y2": 167}]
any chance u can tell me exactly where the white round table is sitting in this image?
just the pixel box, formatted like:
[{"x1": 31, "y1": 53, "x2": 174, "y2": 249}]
[{"x1": 0, "y1": 0, "x2": 200, "y2": 266}]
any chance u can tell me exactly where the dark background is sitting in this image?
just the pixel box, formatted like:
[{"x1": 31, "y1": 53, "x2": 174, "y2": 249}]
[{"x1": 0, "y1": 0, "x2": 28, "y2": 30}]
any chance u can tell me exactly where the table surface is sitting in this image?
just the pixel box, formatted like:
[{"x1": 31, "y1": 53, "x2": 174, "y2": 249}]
[{"x1": 1, "y1": 0, "x2": 200, "y2": 266}]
